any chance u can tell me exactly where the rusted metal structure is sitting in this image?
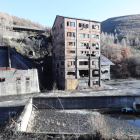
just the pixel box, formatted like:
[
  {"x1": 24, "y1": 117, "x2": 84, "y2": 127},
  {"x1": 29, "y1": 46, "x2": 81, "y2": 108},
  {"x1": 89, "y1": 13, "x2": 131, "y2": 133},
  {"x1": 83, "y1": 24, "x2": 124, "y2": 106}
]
[
  {"x1": 101, "y1": 54, "x2": 115, "y2": 81},
  {"x1": 52, "y1": 15, "x2": 101, "y2": 90}
]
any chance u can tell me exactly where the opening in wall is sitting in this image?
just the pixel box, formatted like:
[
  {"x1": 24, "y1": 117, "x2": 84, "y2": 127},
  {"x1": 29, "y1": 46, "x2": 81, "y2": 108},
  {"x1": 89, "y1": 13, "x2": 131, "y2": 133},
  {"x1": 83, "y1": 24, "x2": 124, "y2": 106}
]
[
  {"x1": 0, "y1": 77, "x2": 5, "y2": 82},
  {"x1": 26, "y1": 77, "x2": 30, "y2": 80},
  {"x1": 93, "y1": 81, "x2": 99, "y2": 85},
  {"x1": 67, "y1": 50, "x2": 75, "y2": 54},
  {"x1": 79, "y1": 61, "x2": 89, "y2": 65},
  {"x1": 17, "y1": 77, "x2": 21, "y2": 80},
  {"x1": 67, "y1": 72, "x2": 75, "y2": 76},
  {"x1": 92, "y1": 70, "x2": 99, "y2": 77},
  {"x1": 79, "y1": 70, "x2": 89, "y2": 78}
]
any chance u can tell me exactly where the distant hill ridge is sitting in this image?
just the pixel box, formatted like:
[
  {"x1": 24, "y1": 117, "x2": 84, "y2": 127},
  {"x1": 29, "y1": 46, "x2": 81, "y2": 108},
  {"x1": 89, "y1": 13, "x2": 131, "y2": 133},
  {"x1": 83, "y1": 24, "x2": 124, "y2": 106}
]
[
  {"x1": 0, "y1": 11, "x2": 44, "y2": 28},
  {"x1": 101, "y1": 14, "x2": 140, "y2": 45}
]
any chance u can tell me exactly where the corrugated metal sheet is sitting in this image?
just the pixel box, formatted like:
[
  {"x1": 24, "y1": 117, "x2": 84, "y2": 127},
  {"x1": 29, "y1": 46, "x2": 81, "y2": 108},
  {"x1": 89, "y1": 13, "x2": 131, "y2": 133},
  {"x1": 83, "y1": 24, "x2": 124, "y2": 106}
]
[
  {"x1": 101, "y1": 54, "x2": 115, "y2": 66},
  {"x1": 66, "y1": 79, "x2": 78, "y2": 90}
]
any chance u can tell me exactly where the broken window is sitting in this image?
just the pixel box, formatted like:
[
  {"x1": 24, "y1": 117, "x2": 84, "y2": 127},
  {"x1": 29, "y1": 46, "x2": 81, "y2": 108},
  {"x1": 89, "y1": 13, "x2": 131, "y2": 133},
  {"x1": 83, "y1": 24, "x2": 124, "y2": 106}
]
[
  {"x1": 92, "y1": 34, "x2": 99, "y2": 39},
  {"x1": 67, "y1": 72, "x2": 75, "y2": 76},
  {"x1": 92, "y1": 25, "x2": 99, "y2": 30},
  {"x1": 60, "y1": 42, "x2": 65, "y2": 47},
  {"x1": 79, "y1": 51, "x2": 89, "y2": 54},
  {"x1": 79, "y1": 61, "x2": 89, "y2": 65},
  {"x1": 79, "y1": 70, "x2": 89, "y2": 77},
  {"x1": 67, "y1": 32, "x2": 75, "y2": 37},
  {"x1": 67, "y1": 22, "x2": 75, "y2": 27},
  {"x1": 60, "y1": 23, "x2": 64, "y2": 28},
  {"x1": 0, "y1": 77, "x2": 5, "y2": 82},
  {"x1": 79, "y1": 33, "x2": 89, "y2": 38},
  {"x1": 67, "y1": 50, "x2": 75, "y2": 54},
  {"x1": 92, "y1": 61, "x2": 99, "y2": 65},
  {"x1": 79, "y1": 23, "x2": 89, "y2": 28},
  {"x1": 26, "y1": 77, "x2": 30, "y2": 80},
  {"x1": 57, "y1": 63, "x2": 59, "y2": 68},
  {"x1": 92, "y1": 43, "x2": 99, "y2": 49},
  {"x1": 61, "y1": 61, "x2": 64, "y2": 66},
  {"x1": 79, "y1": 42, "x2": 89, "y2": 47},
  {"x1": 67, "y1": 61, "x2": 75, "y2": 67},
  {"x1": 60, "y1": 33, "x2": 63, "y2": 38},
  {"x1": 17, "y1": 77, "x2": 21, "y2": 80},
  {"x1": 92, "y1": 51, "x2": 100, "y2": 56},
  {"x1": 68, "y1": 42, "x2": 75, "y2": 46},
  {"x1": 92, "y1": 70, "x2": 99, "y2": 77},
  {"x1": 93, "y1": 81, "x2": 99, "y2": 85}
]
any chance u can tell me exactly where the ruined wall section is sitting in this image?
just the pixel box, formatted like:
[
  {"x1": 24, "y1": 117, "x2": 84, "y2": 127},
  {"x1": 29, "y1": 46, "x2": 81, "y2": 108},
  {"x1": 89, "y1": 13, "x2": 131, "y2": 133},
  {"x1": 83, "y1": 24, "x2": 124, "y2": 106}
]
[{"x1": 0, "y1": 69, "x2": 39, "y2": 96}]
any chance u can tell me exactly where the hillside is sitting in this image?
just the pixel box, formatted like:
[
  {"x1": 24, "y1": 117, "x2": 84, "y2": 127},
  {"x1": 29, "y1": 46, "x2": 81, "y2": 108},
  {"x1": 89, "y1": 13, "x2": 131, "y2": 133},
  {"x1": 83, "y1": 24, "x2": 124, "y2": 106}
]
[
  {"x1": 101, "y1": 14, "x2": 140, "y2": 44},
  {"x1": 0, "y1": 12, "x2": 52, "y2": 59}
]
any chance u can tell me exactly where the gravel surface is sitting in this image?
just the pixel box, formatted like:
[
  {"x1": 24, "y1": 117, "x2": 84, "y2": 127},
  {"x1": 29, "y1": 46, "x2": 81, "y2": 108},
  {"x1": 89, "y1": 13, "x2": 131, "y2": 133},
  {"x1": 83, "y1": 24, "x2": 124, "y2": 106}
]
[{"x1": 27, "y1": 109, "x2": 140, "y2": 139}]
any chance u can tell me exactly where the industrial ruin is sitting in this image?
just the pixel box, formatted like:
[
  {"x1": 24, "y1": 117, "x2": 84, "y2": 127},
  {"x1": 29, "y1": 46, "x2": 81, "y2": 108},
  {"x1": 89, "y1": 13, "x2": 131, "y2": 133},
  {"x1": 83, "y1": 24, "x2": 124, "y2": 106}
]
[
  {"x1": 52, "y1": 15, "x2": 101, "y2": 90},
  {"x1": 0, "y1": 46, "x2": 39, "y2": 96}
]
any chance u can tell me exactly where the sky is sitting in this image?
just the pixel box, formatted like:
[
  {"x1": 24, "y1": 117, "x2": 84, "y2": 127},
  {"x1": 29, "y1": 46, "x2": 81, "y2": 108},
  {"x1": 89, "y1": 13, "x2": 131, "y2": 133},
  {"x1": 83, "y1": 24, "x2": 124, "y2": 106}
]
[{"x1": 0, "y1": 0, "x2": 140, "y2": 27}]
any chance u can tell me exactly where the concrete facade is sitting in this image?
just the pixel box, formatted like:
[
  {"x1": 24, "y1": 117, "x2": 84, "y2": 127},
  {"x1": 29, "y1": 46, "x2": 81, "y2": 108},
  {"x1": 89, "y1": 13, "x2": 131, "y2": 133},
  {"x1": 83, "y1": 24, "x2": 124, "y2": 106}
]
[
  {"x1": 52, "y1": 15, "x2": 101, "y2": 90},
  {"x1": 0, "y1": 46, "x2": 39, "y2": 96},
  {"x1": 33, "y1": 96, "x2": 140, "y2": 109}
]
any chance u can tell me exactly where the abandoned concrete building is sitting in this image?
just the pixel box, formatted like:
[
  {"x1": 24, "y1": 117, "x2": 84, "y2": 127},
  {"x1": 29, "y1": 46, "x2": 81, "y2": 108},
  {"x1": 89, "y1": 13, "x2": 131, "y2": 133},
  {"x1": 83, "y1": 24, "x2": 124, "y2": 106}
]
[
  {"x1": 101, "y1": 54, "x2": 115, "y2": 81},
  {"x1": 0, "y1": 46, "x2": 39, "y2": 96},
  {"x1": 52, "y1": 15, "x2": 101, "y2": 90}
]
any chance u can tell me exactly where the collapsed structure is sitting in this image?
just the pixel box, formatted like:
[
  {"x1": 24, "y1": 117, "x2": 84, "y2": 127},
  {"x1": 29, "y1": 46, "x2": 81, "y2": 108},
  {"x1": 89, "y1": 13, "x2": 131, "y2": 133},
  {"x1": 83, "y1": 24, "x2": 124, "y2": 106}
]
[
  {"x1": 0, "y1": 46, "x2": 39, "y2": 96},
  {"x1": 52, "y1": 15, "x2": 101, "y2": 90}
]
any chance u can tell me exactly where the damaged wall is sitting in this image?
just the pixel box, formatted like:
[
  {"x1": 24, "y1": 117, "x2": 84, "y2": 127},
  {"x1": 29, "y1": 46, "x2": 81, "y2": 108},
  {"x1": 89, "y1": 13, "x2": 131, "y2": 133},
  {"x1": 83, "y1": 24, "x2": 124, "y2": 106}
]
[{"x1": 0, "y1": 69, "x2": 39, "y2": 96}]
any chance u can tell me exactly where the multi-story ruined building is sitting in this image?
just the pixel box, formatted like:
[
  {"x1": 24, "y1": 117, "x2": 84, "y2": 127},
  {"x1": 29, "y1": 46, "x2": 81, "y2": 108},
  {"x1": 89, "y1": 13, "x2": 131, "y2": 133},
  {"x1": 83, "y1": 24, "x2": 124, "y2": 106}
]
[{"x1": 52, "y1": 15, "x2": 101, "y2": 90}]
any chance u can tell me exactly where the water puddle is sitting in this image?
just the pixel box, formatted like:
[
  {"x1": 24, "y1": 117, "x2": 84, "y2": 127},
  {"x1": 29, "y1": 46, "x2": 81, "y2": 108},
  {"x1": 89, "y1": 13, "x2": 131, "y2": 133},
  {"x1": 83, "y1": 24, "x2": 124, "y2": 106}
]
[{"x1": 97, "y1": 108, "x2": 140, "y2": 127}]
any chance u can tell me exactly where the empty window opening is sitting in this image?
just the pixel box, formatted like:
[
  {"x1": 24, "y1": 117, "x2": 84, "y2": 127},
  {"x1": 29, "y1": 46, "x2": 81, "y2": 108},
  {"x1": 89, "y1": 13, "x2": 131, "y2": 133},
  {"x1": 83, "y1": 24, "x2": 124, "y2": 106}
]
[
  {"x1": 92, "y1": 61, "x2": 99, "y2": 65},
  {"x1": 92, "y1": 34, "x2": 99, "y2": 39},
  {"x1": 0, "y1": 77, "x2": 5, "y2": 82},
  {"x1": 60, "y1": 33, "x2": 63, "y2": 38},
  {"x1": 92, "y1": 25, "x2": 99, "y2": 30},
  {"x1": 92, "y1": 43, "x2": 99, "y2": 49},
  {"x1": 67, "y1": 22, "x2": 75, "y2": 27},
  {"x1": 79, "y1": 33, "x2": 89, "y2": 38},
  {"x1": 67, "y1": 61, "x2": 75, "y2": 67},
  {"x1": 17, "y1": 77, "x2": 21, "y2": 80},
  {"x1": 61, "y1": 61, "x2": 64, "y2": 66},
  {"x1": 79, "y1": 23, "x2": 89, "y2": 28},
  {"x1": 79, "y1": 51, "x2": 89, "y2": 54},
  {"x1": 93, "y1": 81, "x2": 99, "y2": 85},
  {"x1": 79, "y1": 61, "x2": 89, "y2": 65},
  {"x1": 61, "y1": 51, "x2": 64, "y2": 54},
  {"x1": 26, "y1": 77, "x2": 30, "y2": 80},
  {"x1": 67, "y1": 72, "x2": 75, "y2": 76},
  {"x1": 79, "y1": 42, "x2": 89, "y2": 47},
  {"x1": 79, "y1": 70, "x2": 89, "y2": 78},
  {"x1": 67, "y1": 32, "x2": 75, "y2": 37},
  {"x1": 57, "y1": 63, "x2": 59, "y2": 68},
  {"x1": 67, "y1": 50, "x2": 75, "y2": 54},
  {"x1": 92, "y1": 51, "x2": 100, "y2": 56},
  {"x1": 92, "y1": 70, "x2": 99, "y2": 77},
  {"x1": 60, "y1": 23, "x2": 64, "y2": 28},
  {"x1": 68, "y1": 42, "x2": 75, "y2": 46}
]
